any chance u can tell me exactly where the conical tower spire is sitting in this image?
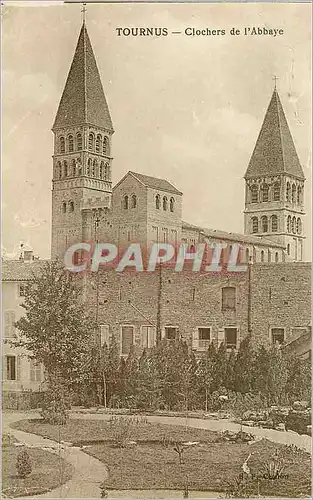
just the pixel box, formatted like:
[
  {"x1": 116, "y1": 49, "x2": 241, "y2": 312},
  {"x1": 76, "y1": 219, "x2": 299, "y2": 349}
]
[
  {"x1": 245, "y1": 89, "x2": 304, "y2": 180},
  {"x1": 52, "y1": 23, "x2": 113, "y2": 131}
]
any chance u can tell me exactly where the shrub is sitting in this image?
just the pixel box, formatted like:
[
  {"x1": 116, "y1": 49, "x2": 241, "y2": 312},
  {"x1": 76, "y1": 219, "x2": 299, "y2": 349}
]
[
  {"x1": 261, "y1": 449, "x2": 286, "y2": 480},
  {"x1": 16, "y1": 448, "x2": 32, "y2": 478},
  {"x1": 109, "y1": 416, "x2": 135, "y2": 448},
  {"x1": 40, "y1": 383, "x2": 71, "y2": 425}
]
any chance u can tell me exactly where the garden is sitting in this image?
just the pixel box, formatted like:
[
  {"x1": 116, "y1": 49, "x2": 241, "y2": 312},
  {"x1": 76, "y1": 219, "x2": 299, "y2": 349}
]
[
  {"x1": 2, "y1": 433, "x2": 73, "y2": 498},
  {"x1": 10, "y1": 416, "x2": 311, "y2": 498}
]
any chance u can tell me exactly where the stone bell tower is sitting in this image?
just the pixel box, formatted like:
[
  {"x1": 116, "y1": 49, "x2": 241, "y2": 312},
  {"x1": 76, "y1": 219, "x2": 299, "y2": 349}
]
[
  {"x1": 51, "y1": 21, "x2": 114, "y2": 260},
  {"x1": 244, "y1": 88, "x2": 305, "y2": 261}
]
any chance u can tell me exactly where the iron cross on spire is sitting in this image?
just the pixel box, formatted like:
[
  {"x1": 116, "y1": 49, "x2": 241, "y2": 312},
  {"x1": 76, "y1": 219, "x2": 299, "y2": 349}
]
[
  {"x1": 272, "y1": 75, "x2": 279, "y2": 89},
  {"x1": 81, "y1": 3, "x2": 87, "y2": 24}
]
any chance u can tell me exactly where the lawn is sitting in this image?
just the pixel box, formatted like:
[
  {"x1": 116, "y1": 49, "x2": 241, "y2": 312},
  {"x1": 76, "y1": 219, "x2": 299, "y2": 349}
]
[
  {"x1": 10, "y1": 418, "x2": 311, "y2": 497},
  {"x1": 2, "y1": 435, "x2": 74, "y2": 498},
  {"x1": 86, "y1": 440, "x2": 311, "y2": 497},
  {"x1": 11, "y1": 418, "x2": 217, "y2": 445}
]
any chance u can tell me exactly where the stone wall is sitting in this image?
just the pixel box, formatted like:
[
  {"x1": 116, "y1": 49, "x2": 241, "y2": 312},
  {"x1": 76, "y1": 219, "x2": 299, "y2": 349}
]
[{"x1": 85, "y1": 261, "x2": 311, "y2": 355}]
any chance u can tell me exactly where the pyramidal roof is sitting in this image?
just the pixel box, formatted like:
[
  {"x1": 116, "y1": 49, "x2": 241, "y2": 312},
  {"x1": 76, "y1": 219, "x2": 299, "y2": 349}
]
[
  {"x1": 245, "y1": 89, "x2": 304, "y2": 180},
  {"x1": 53, "y1": 22, "x2": 113, "y2": 131}
]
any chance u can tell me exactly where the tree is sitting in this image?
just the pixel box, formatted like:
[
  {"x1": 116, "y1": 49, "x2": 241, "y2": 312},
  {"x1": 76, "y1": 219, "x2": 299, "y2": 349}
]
[
  {"x1": 285, "y1": 354, "x2": 311, "y2": 404},
  {"x1": 267, "y1": 345, "x2": 288, "y2": 405},
  {"x1": 135, "y1": 349, "x2": 162, "y2": 410},
  {"x1": 234, "y1": 335, "x2": 256, "y2": 393},
  {"x1": 225, "y1": 347, "x2": 236, "y2": 391},
  {"x1": 198, "y1": 342, "x2": 217, "y2": 410},
  {"x1": 211, "y1": 342, "x2": 228, "y2": 392},
  {"x1": 14, "y1": 261, "x2": 95, "y2": 399}
]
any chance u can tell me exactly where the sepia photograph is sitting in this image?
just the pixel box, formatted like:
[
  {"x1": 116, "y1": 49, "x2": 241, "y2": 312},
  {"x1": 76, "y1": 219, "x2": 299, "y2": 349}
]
[{"x1": 2, "y1": 1, "x2": 312, "y2": 498}]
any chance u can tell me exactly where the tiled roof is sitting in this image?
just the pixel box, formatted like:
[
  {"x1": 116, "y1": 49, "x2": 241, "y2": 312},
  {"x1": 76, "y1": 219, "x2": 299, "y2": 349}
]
[
  {"x1": 245, "y1": 89, "x2": 304, "y2": 180},
  {"x1": 1, "y1": 260, "x2": 49, "y2": 281},
  {"x1": 53, "y1": 23, "x2": 113, "y2": 131},
  {"x1": 182, "y1": 221, "x2": 285, "y2": 248},
  {"x1": 129, "y1": 171, "x2": 182, "y2": 195}
]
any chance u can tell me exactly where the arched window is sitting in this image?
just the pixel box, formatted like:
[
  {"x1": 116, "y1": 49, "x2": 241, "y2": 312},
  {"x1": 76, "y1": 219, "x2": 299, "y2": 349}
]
[
  {"x1": 271, "y1": 215, "x2": 278, "y2": 232},
  {"x1": 76, "y1": 158, "x2": 82, "y2": 176},
  {"x1": 163, "y1": 196, "x2": 168, "y2": 211},
  {"x1": 261, "y1": 216, "x2": 268, "y2": 233},
  {"x1": 103, "y1": 137, "x2": 109, "y2": 155},
  {"x1": 99, "y1": 161, "x2": 104, "y2": 179},
  {"x1": 296, "y1": 218, "x2": 302, "y2": 235},
  {"x1": 287, "y1": 244, "x2": 290, "y2": 255},
  {"x1": 286, "y1": 182, "x2": 291, "y2": 201},
  {"x1": 69, "y1": 201, "x2": 74, "y2": 213},
  {"x1": 71, "y1": 159, "x2": 76, "y2": 177},
  {"x1": 104, "y1": 163, "x2": 109, "y2": 180},
  {"x1": 292, "y1": 216, "x2": 296, "y2": 234},
  {"x1": 261, "y1": 183, "x2": 269, "y2": 202},
  {"x1": 62, "y1": 202, "x2": 66, "y2": 213},
  {"x1": 245, "y1": 248, "x2": 250, "y2": 263},
  {"x1": 291, "y1": 184, "x2": 296, "y2": 203},
  {"x1": 60, "y1": 136, "x2": 65, "y2": 153},
  {"x1": 87, "y1": 158, "x2": 92, "y2": 176},
  {"x1": 251, "y1": 217, "x2": 258, "y2": 234},
  {"x1": 56, "y1": 161, "x2": 62, "y2": 179},
  {"x1": 92, "y1": 159, "x2": 97, "y2": 177},
  {"x1": 123, "y1": 195, "x2": 128, "y2": 210},
  {"x1": 297, "y1": 186, "x2": 302, "y2": 204},
  {"x1": 275, "y1": 252, "x2": 279, "y2": 263},
  {"x1": 170, "y1": 197, "x2": 175, "y2": 212},
  {"x1": 88, "y1": 133, "x2": 94, "y2": 150},
  {"x1": 273, "y1": 183, "x2": 280, "y2": 201},
  {"x1": 155, "y1": 194, "x2": 160, "y2": 210},
  {"x1": 68, "y1": 135, "x2": 74, "y2": 153},
  {"x1": 251, "y1": 185, "x2": 258, "y2": 203},
  {"x1": 96, "y1": 135, "x2": 102, "y2": 153},
  {"x1": 287, "y1": 215, "x2": 291, "y2": 233},
  {"x1": 131, "y1": 194, "x2": 137, "y2": 208},
  {"x1": 63, "y1": 161, "x2": 68, "y2": 177},
  {"x1": 77, "y1": 133, "x2": 82, "y2": 151},
  {"x1": 260, "y1": 250, "x2": 265, "y2": 263}
]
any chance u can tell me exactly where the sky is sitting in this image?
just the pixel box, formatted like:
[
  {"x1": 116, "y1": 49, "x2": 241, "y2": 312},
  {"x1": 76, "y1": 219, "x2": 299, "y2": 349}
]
[{"x1": 2, "y1": 2, "x2": 312, "y2": 259}]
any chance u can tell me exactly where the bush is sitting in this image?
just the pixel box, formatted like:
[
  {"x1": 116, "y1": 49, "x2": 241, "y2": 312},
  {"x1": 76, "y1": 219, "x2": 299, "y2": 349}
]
[
  {"x1": 16, "y1": 448, "x2": 32, "y2": 478},
  {"x1": 40, "y1": 383, "x2": 71, "y2": 425},
  {"x1": 109, "y1": 416, "x2": 136, "y2": 448}
]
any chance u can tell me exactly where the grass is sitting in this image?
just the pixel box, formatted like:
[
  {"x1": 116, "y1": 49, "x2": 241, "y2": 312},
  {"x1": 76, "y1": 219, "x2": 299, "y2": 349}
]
[
  {"x1": 86, "y1": 440, "x2": 311, "y2": 497},
  {"x1": 2, "y1": 436, "x2": 74, "y2": 498},
  {"x1": 11, "y1": 418, "x2": 217, "y2": 445},
  {"x1": 10, "y1": 418, "x2": 311, "y2": 497}
]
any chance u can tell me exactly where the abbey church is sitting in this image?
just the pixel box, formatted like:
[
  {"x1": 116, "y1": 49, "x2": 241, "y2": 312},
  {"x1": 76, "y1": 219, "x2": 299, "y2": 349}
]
[
  {"x1": 51, "y1": 22, "x2": 305, "y2": 265},
  {"x1": 2, "y1": 20, "x2": 311, "y2": 400}
]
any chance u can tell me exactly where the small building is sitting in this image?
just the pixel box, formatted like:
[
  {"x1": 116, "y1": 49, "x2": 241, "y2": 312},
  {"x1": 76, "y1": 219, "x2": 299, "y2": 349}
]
[{"x1": 2, "y1": 248, "x2": 46, "y2": 408}]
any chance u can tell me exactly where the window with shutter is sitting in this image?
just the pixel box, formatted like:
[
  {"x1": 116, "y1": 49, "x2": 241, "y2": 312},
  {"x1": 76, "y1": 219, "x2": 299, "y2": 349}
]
[
  {"x1": 6, "y1": 356, "x2": 16, "y2": 380},
  {"x1": 222, "y1": 287, "x2": 236, "y2": 311},
  {"x1": 271, "y1": 328, "x2": 285, "y2": 345},
  {"x1": 164, "y1": 326, "x2": 178, "y2": 340},
  {"x1": 141, "y1": 326, "x2": 156, "y2": 349},
  {"x1": 30, "y1": 359, "x2": 42, "y2": 382},
  {"x1": 4, "y1": 310, "x2": 16, "y2": 337},
  {"x1": 224, "y1": 328, "x2": 237, "y2": 348},
  {"x1": 99, "y1": 325, "x2": 110, "y2": 347},
  {"x1": 198, "y1": 327, "x2": 211, "y2": 350},
  {"x1": 121, "y1": 326, "x2": 134, "y2": 355}
]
